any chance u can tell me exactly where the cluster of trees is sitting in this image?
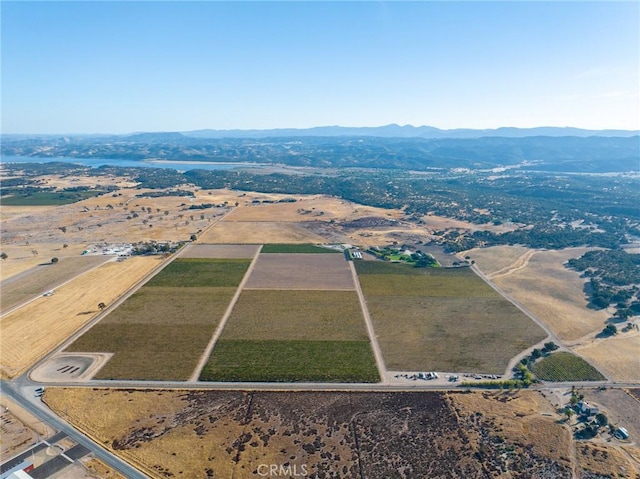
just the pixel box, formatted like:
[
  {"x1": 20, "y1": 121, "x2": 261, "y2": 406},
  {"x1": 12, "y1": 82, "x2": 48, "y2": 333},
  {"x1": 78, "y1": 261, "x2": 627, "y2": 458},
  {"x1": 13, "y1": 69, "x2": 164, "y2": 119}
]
[{"x1": 566, "y1": 249, "x2": 640, "y2": 318}]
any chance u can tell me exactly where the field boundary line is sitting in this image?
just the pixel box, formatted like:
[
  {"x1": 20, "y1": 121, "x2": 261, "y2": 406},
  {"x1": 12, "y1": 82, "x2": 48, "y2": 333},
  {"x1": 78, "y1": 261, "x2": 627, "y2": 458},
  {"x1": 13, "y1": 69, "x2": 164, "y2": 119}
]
[
  {"x1": 349, "y1": 261, "x2": 387, "y2": 383},
  {"x1": 189, "y1": 245, "x2": 263, "y2": 381}
]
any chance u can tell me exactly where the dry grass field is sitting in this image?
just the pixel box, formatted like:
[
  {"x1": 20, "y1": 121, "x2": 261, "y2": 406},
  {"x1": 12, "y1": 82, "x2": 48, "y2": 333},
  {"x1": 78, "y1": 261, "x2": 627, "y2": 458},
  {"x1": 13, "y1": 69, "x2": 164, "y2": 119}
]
[
  {"x1": 0, "y1": 242, "x2": 90, "y2": 281},
  {"x1": 1, "y1": 188, "x2": 226, "y2": 248},
  {"x1": 0, "y1": 256, "x2": 163, "y2": 378},
  {"x1": 1, "y1": 255, "x2": 109, "y2": 312},
  {"x1": 476, "y1": 247, "x2": 611, "y2": 342},
  {"x1": 66, "y1": 259, "x2": 250, "y2": 380},
  {"x1": 462, "y1": 245, "x2": 532, "y2": 277},
  {"x1": 224, "y1": 195, "x2": 403, "y2": 223},
  {"x1": 195, "y1": 221, "x2": 326, "y2": 244},
  {"x1": 220, "y1": 290, "x2": 368, "y2": 341},
  {"x1": 574, "y1": 334, "x2": 640, "y2": 382},
  {"x1": 244, "y1": 253, "x2": 354, "y2": 290},
  {"x1": 355, "y1": 262, "x2": 546, "y2": 373},
  {"x1": 576, "y1": 443, "x2": 638, "y2": 479},
  {"x1": 43, "y1": 388, "x2": 575, "y2": 479}
]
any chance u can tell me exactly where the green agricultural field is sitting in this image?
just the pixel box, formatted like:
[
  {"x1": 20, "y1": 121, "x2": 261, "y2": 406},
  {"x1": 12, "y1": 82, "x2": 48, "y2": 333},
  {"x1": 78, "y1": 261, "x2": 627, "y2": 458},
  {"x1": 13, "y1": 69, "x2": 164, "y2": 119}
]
[
  {"x1": 221, "y1": 290, "x2": 368, "y2": 341},
  {"x1": 146, "y1": 258, "x2": 251, "y2": 287},
  {"x1": 531, "y1": 352, "x2": 606, "y2": 382},
  {"x1": 355, "y1": 262, "x2": 546, "y2": 374},
  {"x1": 200, "y1": 340, "x2": 379, "y2": 382},
  {"x1": 260, "y1": 244, "x2": 339, "y2": 254},
  {"x1": 66, "y1": 287, "x2": 236, "y2": 380},
  {"x1": 65, "y1": 258, "x2": 251, "y2": 380}
]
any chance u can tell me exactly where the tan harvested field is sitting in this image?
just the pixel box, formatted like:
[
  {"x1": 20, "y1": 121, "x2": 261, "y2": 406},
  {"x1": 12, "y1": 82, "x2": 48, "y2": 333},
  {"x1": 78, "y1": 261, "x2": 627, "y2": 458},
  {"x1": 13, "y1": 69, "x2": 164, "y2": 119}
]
[
  {"x1": 221, "y1": 290, "x2": 368, "y2": 341},
  {"x1": 44, "y1": 388, "x2": 575, "y2": 479},
  {"x1": 225, "y1": 195, "x2": 403, "y2": 222},
  {"x1": 244, "y1": 253, "x2": 354, "y2": 289},
  {"x1": 484, "y1": 247, "x2": 610, "y2": 342},
  {"x1": 0, "y1": 256, "x2": 163, "y2": 378},
  {"x1": 1, "y1": 255, "x2": 109, "y2": 312},
  {"x1": 462, "y1": 245, "x2": 532, "y2": 276},
  {"x1": 179, "y1": 243, "x2": 260, "y2": 258},
  {"x1": 575, "y1": 334, "x2": 640, "y2": 382},
  {"x1": 196, "y1": 220, "x2": 326, "y2": 244}
]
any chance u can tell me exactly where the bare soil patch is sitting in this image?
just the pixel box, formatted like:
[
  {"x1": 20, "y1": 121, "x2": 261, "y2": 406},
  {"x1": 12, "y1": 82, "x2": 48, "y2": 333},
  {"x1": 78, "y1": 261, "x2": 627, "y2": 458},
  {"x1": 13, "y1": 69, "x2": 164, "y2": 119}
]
[
  {"x1": 575, "y1": 334, "x2": 640, "y2": 382},
  {"x1": 1, "y1": 255, "x2": 109, "y2": 312},
  {"x1": 179, "y1": 244, "x2": 261, "y2": 259},
  {"x1": 580, "y1": 388, "x2": 640, "y2": 444},
  {"x1": 1, "y1": 395, "x2": 55, "y2": 462},
  {"x1": 0, "y1": 256, "x2": 163, "y2": 378},
  {"x1": 245, "y1": 253, "x2": 354, "y2": 290},
  {"x1": 44, "y1": 388, "x2": 573, "y2": 479}
]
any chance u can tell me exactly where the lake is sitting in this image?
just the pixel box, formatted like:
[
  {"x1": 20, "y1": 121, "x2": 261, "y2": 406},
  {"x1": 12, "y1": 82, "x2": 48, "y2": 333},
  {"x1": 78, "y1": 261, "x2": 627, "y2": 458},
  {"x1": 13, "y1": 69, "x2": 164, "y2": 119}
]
[{"x1": 0, "y1": 156, "x2": 265, "y2": 172}]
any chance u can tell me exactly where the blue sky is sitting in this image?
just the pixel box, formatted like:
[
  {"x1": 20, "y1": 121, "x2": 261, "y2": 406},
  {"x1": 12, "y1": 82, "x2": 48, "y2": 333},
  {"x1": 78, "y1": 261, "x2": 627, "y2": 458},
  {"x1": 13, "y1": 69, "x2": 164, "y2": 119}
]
[{"x1": 2, "y1": 1, "x2": 638, "y2": 133}]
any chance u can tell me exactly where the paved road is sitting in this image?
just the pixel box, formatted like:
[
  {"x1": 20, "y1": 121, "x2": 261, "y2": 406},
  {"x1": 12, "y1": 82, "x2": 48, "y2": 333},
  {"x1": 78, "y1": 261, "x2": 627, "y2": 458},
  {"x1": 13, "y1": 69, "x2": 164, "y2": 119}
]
[{"x1": 1, "y1": 380, "x2": 149, "y2": 479}]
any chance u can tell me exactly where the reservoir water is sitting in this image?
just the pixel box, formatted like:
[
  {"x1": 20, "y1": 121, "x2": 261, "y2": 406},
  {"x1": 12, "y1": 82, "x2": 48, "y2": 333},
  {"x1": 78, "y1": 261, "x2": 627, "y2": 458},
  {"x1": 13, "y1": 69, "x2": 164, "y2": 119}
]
[{"x1": 0, "y1": 155, "x2": 263, "y2": 172}]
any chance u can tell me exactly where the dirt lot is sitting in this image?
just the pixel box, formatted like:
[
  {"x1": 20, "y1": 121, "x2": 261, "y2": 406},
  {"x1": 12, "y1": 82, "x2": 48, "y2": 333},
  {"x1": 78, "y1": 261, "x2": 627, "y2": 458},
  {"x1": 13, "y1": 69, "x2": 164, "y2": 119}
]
[
  {"x1": 244, "y1": 253, "x2": 354, "y2": 290},
  {"x1": 0, "y1": 256, "x2": 163, "y2": 378},
  {"x1": 44, "y1": 388, "x2": 574, "y2": 479},
  {"x1": 1, "y1": 395, "x2": 55, "y2": 462},
  {"x1": 581, "y1": 388, "x2": 640, "y2": 442},
  {"x1": 575, "y1": 333, "x2": 640, "y2": 382},
  {"x1": 1, "y1": 255, "x2": 109, "y2": 312},
  {"x1": 474, "y1": 247, "x2": 611, "y2": 342},
  {"x1": 179, "y1": 244, "x2": 261, "y2": 259}
]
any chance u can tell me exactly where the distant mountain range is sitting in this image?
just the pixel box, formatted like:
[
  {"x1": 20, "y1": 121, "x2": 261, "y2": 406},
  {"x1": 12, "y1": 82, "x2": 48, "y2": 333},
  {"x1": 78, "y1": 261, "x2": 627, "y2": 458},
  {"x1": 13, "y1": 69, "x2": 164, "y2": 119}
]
[
  {"x1": 182, "y1": 124, "x2": 639, "y2": 139},
  {"x1": 2, "y1": 127, "x2": 638, "y2": 173}
]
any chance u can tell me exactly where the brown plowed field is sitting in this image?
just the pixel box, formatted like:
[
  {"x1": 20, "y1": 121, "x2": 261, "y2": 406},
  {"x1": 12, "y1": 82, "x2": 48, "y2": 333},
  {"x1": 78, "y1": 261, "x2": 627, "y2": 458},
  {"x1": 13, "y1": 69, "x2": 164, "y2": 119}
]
[
  {"x1": 244, "y1": 253, "x2": 354, "y2": 290},
  {"x1": 179, "y1": 244, "x2": 260, "y2": 259}
]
